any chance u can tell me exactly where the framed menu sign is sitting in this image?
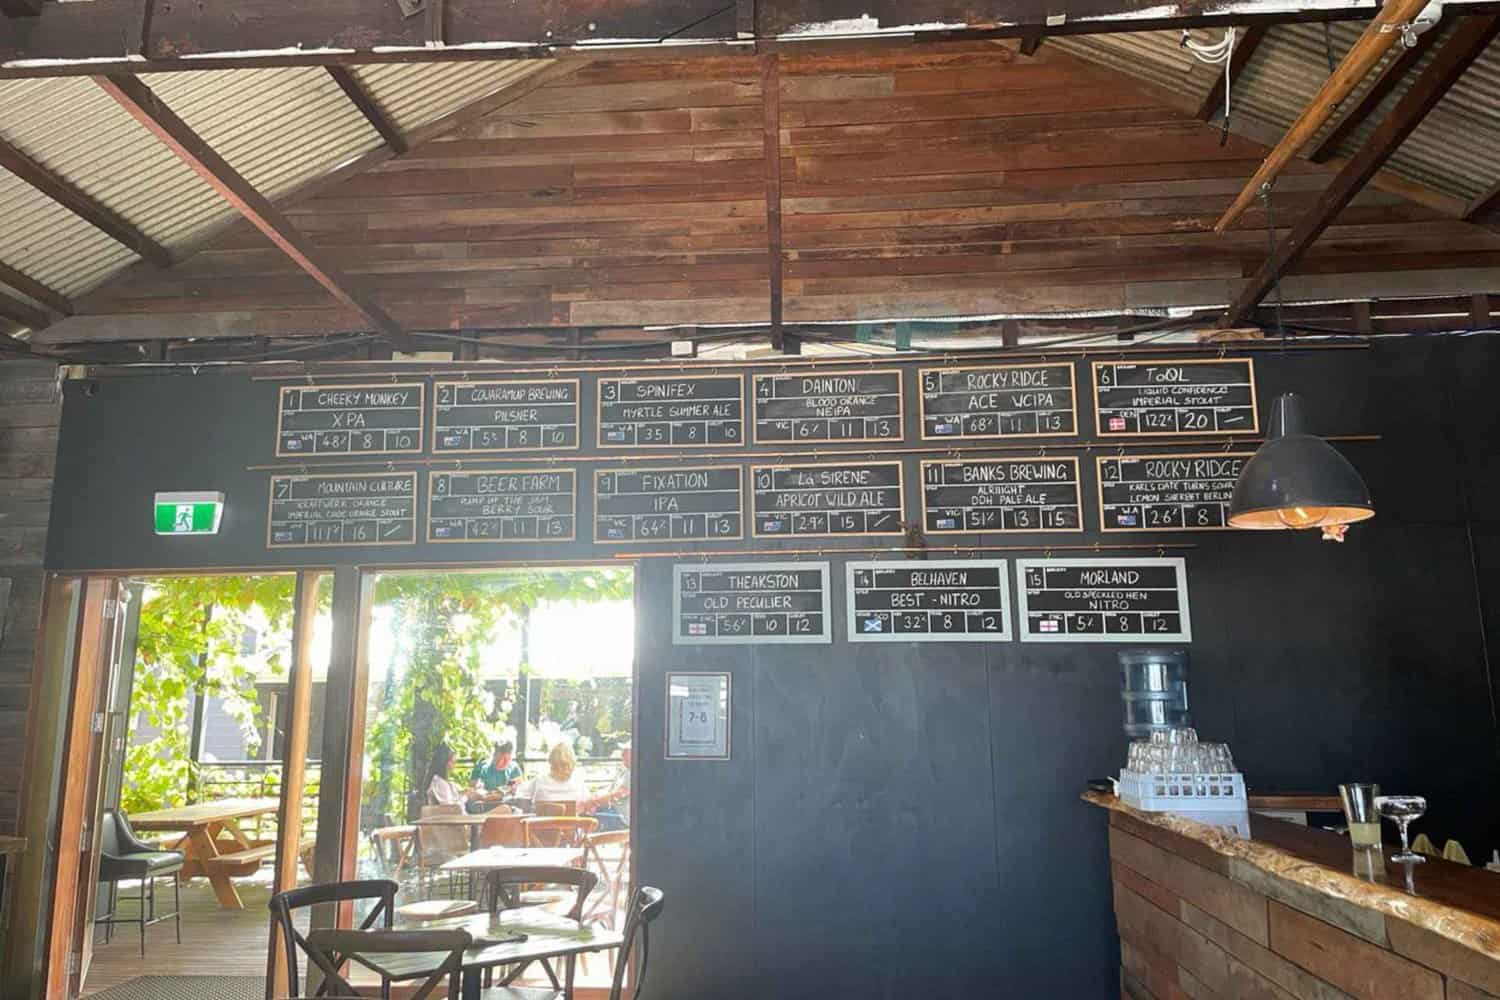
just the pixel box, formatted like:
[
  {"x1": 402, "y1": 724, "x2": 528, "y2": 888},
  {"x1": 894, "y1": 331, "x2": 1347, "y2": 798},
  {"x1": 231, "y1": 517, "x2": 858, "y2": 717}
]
[
  {"x1": 673, "y1": 561, "x2": 831, "y2": 644},
  {"x1": 847, "y1": 560, "x2": 1012, "y2": 642},
  {"x1": 276, "y1": 382, "x2": 424, "y2": 457},
  {"x1": 919, "y1": 363, "x2": 1076, "y2": 440},
  {"x1": 594, "y1": 465, "x2": 743, "y2": 543},
  {"x1": 1015, "y1": 557, "x2": 1191, "y2": 642},
  {"x1": 752, "y1": 369, "x2": 903, "y2": 443},
  {"x1": 432, "y1": 378, "x2": 579, "y2": 454},
  {"x1": 597, "y1": 374, "x2": 744, "y2": 448},
  {"x1": 1097, "y1": 452, "x2": 1251, "y2": 532},
  {"x1": 267, "y1": 471, "x2": 417, "y2": 548},
  {"x1": 666, "y1": 672, "x2": 731, "y2": 760},
  {"x1": 921, "y1": 457, "x2": 1083, "y2": 533},
  {"x1": 1092, "y1": 358, "x2": 1258, "y2": 437},
  {"x1": 427, "y1": 469, "x2": 576, "y2": 543},
  {"x1": 751, "y1": 461, "x2": 903, "y2": 538}
]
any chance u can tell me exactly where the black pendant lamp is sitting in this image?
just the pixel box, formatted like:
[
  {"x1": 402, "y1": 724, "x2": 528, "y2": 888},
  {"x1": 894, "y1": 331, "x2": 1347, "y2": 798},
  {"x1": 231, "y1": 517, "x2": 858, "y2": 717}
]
[{"x1": 1227, "y1": 392, "x2": 1374, "y2": 530}]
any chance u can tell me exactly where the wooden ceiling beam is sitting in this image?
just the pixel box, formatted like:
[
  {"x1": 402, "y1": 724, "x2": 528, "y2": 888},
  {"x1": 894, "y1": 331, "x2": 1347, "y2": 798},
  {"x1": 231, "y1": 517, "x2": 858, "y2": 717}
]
[
  {"x1": 1220, "y1": 14, "x2": 1500, "y2": 327},
  {"x1": 1308, "y1": 23, "x2": 1442, "y2": 162},
  {"x1": 1215, "y1": 0, "x2": 1434, "y2": 231},
  {"x1": 93, "y1": 73, "x2": 412, "y2": 349},
  {"x1": 1195, "y1": 25, "x2": 1267, "y2": 121},
  {"x1": 0, "y1": 285, "x2": 50, "y2": 332},
  {"x1": 0, "y1": 260, "x2": 71, "y2": 315},
  {"x1": 1464, "y1": 177, "x2": 1500, "y2": 222},
  {"x1": 0, "y1": 137, "x2": 172, "y2": 267},
  {"x1": 325, "y1": 66, "x2": 408, "y2": 155},
  {"x1": 0, "y1": 0, "x2": 41, "y2": 17}
]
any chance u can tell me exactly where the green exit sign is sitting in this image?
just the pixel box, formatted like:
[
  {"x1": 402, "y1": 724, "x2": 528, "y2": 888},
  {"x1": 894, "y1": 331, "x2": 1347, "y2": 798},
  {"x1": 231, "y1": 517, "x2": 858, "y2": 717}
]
[{"x1": 154, "y1": 491, "x2": 224, "y2": 536}]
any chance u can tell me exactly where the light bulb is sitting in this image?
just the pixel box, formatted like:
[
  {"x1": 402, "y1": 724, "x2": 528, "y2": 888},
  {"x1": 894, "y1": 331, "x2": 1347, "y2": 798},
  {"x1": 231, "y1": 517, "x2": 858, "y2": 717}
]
[{"x1": 1276, "y1": 505, "x2": 1329, "y2": 529}]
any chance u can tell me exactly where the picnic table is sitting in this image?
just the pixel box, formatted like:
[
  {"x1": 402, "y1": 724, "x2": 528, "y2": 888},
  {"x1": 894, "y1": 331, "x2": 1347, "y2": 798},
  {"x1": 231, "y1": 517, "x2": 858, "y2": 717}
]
[{"x1": 127, "y1": 797, "x2": 289, "y2": 909}]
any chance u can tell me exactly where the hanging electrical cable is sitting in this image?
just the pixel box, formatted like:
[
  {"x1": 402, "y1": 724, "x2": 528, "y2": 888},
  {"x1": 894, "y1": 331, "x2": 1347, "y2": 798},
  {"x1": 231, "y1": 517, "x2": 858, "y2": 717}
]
[{"x1": 1181, "y1": 27, "x2": 1238, "y2": 144}]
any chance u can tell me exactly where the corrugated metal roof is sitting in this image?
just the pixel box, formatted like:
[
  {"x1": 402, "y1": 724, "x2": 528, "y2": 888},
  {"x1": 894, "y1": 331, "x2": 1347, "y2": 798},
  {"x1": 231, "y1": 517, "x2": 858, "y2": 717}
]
[
  {"x1": 0, "y1": 58, "x2": 547, "y2": 325},
  {"x1": 1056, "y1": 20, "x2": 1500, "y2": 206},
  {"x1": 353, "y1": 59, "x2": 554, "y2": 134}
]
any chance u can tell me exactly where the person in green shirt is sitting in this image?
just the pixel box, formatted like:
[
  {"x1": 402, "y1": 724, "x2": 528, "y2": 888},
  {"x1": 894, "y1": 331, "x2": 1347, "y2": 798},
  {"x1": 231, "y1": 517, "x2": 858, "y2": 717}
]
[{"x1": 469, "y1": 741, "x2": 524, "y2": 806}]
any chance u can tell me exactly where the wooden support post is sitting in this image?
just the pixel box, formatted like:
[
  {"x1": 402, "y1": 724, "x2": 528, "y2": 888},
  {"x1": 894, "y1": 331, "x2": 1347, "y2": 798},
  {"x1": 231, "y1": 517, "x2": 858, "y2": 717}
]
[
  {"x1": 1471, "y1": 293, "x2": 1492, "y2": 327},
  {"x1": 760, "y1": 53, "x2": 784, "y2": 352},
  {"x1": 1308, "y1": 23, "x2": 1441, "y2": 161},
  {"x1": 1464, "y1": 177, "x2": 1500, "y2": 222},
  {"x1": 0, "y1": 287, "x2": 51, "y2": 333},
  {"x1": 1195, "y1": 25, "x2": 1266, "y2": 121},
  {"x1": 0, "y1": 138, "x2": 172, "y2": 267},
  {"x1": 1220, "y1": 15, "x2": 1500, "y2": 326},
  {"x1": 93, "y1": 74, "x2": 413, "y2": 348},
  {"x1": 326, "y1": 67, "x2": 408, "y2": 154},
  {"x1": 265, "y1": 571, "x2": 321, "y2": 1000},
  {"x1": 1215, "y1": 0, "x2": 1433, "y2": 231},
  {"x1": 1019, "y1": 30, "x2": 1045, "y2": 55}
]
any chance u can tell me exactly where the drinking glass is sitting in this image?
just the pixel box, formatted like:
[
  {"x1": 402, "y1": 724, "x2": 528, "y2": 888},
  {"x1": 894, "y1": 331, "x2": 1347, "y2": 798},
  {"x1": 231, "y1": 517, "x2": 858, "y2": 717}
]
[
  {"x1": 1374, "y1": 795, "x2": 1427, "y2": 863},
  {"x1": 1338, "y1": 783, "x2": 1382, "y2": 848}
]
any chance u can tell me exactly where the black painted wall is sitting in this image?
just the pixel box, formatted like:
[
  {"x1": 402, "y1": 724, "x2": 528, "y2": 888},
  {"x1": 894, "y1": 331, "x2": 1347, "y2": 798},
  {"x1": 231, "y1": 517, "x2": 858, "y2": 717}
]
[{"x1": 45, "y1": 339, "x2": 1500, "y2": 997}]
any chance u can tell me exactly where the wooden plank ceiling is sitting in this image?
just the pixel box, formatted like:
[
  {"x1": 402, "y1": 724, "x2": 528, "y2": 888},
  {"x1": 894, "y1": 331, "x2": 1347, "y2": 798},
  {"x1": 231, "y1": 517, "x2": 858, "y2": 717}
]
[{"x1": 36, "y1": 42, "x2": 1500, "y2": 345}]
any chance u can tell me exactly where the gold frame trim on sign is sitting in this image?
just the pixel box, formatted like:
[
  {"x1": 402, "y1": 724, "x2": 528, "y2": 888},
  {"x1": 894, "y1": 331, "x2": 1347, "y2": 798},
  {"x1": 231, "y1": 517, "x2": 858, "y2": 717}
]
[
  {"x1": 592, "y1": 464, "x2": 745, "y2": 546},
  {"x1": 274, "y1": 381, "x2": 426, "y2": 459},
  {"x1": 748, "y1": 460, "x2": 906, "y2": 540},
  {"x1": 919, "y1": 455, "x2": 1086, "y2": 535},
  {"x1": 751, "y1": 367, "x2": 906, "y2": 446},
  {"x1": 595, "y1": 372, "x2": 748, "y2": 450},
  {"x1": 1095, "y1": 452, "x2": 1256, "y2": 533},
  {"x1": 266, "y1": 470, "x2": 419, "y2": 549},
  {"x1": 431, "y1": 377, "x2": 583, "y2": 456},
  {"x1": 1090, "y1": 357, "x2": 1259, "y2": 438},
  {"x1": 917, "y1": 361, "x2": 1079, "y2": 443}
]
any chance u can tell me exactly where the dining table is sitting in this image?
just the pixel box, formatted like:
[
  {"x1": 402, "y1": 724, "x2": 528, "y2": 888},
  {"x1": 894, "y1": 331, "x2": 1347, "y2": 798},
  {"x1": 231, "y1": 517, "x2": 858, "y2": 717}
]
[
  {"x1": 441, "y1": 846, "x2": 586, "y2": 913},
  {"x1": 350, "y1": 905, "x2": 624, "y2": 1000},
  {"x1": 127, "y1": 796, "x2": 281, "y2": 909}
]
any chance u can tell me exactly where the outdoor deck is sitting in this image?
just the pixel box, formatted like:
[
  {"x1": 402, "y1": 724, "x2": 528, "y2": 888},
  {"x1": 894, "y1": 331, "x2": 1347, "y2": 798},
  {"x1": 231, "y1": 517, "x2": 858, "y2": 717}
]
[{"x1": 85, "y1": 871, "x2": 623, "y2": 997}]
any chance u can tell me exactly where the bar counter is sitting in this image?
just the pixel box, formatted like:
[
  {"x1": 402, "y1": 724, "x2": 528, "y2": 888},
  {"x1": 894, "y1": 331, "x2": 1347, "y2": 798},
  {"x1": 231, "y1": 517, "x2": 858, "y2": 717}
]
[{"x1": 1085, "y1": 790, "x2": 1500, "y2": 1000}]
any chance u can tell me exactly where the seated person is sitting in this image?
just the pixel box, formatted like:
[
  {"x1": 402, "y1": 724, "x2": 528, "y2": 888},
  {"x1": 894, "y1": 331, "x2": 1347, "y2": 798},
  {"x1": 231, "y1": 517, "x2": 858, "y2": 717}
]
[
  {"x1": 524, "y1": 741, "x2": 589, "y2": 811},
  {"x1": 584, "y1": 742, "x2": 631, "y2": 832},
  {"x1": 426, "y1": 743, "x2": 469, "y2": 809},
  {"x1": 470, "y1": 740, "x2": 524, "y2": 804}
]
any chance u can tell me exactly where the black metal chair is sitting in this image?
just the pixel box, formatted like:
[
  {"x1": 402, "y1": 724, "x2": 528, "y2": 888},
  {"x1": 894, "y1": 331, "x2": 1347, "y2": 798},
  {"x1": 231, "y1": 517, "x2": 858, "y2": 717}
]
[
  {"x1": 305, "y1": 928, "x2": 470, "y2": 1000},
  {"x1": 268, "y1": 879, "x2": 399, "y2": 1000},
  {"x1": 606, "y1": 886, "x2": 665, "y2": 1000},
  {"x1": 481, "y1": 866, "x2": 599, "y2": 999},
  {"x1": 94, "y1": 808, "x2": 183, "y2": 956}
]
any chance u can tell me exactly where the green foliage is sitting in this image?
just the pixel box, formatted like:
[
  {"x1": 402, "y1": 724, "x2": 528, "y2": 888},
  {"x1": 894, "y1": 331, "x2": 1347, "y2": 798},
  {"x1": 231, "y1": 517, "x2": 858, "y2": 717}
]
[
  {"x1": 122, "y1": 575, "x2": 297, "y2": 814},
  {"x1": 362, "y1": 568, "x2": 632, "y2": 826}
]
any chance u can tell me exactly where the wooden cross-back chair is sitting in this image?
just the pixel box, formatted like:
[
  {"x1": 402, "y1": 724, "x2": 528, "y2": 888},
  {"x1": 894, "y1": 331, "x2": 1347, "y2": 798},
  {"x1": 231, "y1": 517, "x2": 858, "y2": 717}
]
[
  {"x1": 268, "y1": 879, "x2": 397, "y2": 999},
  {"x1": 608, "y1": 887, "x2": 666, "y2": 1000},
  {"x1": 486, "y1": 865, "x2": 599, "y2": 994},
  {"x1": 304, "y1": 928, "x2": 470, "y2": 1000},
  {"x1": 533, "y1": 800, "x2": 577, "y2": 817},
  {"x1": 581, "y1": 830, "x2": 631, "y2": 929},
  {"x1": 521, "y1": 816, "x2": 597, "y2": 848}
]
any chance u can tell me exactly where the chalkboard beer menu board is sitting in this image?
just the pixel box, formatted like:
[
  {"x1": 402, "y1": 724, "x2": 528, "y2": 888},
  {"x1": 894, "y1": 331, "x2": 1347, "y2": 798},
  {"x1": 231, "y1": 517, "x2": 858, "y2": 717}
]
[
  {"x1": 597, "y1": 374, "x2": 744, "y2": 448},
  {"x1": 1092, "y1": 358, "x2": 1257, "y2": 437},
  {"x1": 751, "y1": 461, "x2": 904, "y2": 538},
  {"x1": 276, "y1": 382, "x2": 424, "y2": 457},
  {"x1": 595, "y1": 465, "x2": 743, "y2": 543},
  {"x1": 674, "y1": 561, "x2": 831, "y2": 644},
  {"x1": 268, "y1": 471, "x2": 417, "y2": 548},
  {"x1": 919, "y1": 363, "x2": 1076, "y2": 440},
  {"x1": 433, "y1": 379, "x2": 579, "y2": 453},
  {"x1": 428, "y1": 469, "x2": 576, "y2": 543},
  {"x1": 1097, "y1": 453, "x2": 1251, "y2": 531},
  {"x1": 847, "y1": 560, "x2": 1012, "y2": 642},
  {"x1": 1015, "y1": 557, "x2": 1191, "y2": 642},
  {"x1": 921, "y1": 457, "x2": 1083, "y2": 533},
  {"x1": 753, "y1": 369, "x2": 903, "y2": 443}
]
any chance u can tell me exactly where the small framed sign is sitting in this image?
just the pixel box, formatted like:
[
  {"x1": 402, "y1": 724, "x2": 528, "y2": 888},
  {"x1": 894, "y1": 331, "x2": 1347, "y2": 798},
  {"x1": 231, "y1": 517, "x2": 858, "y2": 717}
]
[{"x1": 666, "y1": 671, "x2": 731, "y2": 760}]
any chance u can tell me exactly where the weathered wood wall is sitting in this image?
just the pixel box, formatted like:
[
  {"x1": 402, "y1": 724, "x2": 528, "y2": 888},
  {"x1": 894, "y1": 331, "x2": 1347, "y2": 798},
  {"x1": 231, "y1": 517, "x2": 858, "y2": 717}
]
[
  {"x1": 0, "y1": 360, "x2": 59, "y2": 835},
  {"x1": 43, "y1": 42, "x2": 1500, "y2": 342}
]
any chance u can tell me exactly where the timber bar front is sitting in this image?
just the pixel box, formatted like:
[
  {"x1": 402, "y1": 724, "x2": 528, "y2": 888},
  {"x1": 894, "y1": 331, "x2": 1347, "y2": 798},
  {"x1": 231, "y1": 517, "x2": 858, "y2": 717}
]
[{"x1": 1086, "y1": 792, "x2": 1500, "y2": 1000}]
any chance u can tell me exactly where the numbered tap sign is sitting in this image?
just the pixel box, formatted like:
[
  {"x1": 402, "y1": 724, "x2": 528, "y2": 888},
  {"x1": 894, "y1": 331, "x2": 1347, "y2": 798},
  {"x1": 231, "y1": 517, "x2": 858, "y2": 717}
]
[
  {"x1": 1015, "y1": 557, "x2": 1191, "y2": 642},
  {"x1": 597, "y1": 374, "x2": 744, "y2": 448},
  {"x1": 594, "y1": 465, "x2": 743, "y2": 543},
  {"x1": 751, "y1": 461, "x2": 904, "y2": 538},
  {"x1": 1096, "y1": 453, "x2": 1252, "y2": 531},
  {"x1": 267, "y1": 471, "x2": 417, "y2": 548},
  {"x1": 753, "y1": 369, "x2": 903, "y2": 443},
  {"x1": 427, "y1": 469, "x2": 576, "y2": 543},
  {"x1": 921, "y1": 457, "x2": 1083, "y2": 533},
  {"x1": 1092, "y1": 358, "x2": 1258, "y2": 437},
  {"x1": 673, "y1": 562, "x2": 832, "y2": 644},
  {"x1": 847, "y1": 560, "x2": 1012, "y2": 642},
  {"x1": 276, "y1": 383, "x2": 424, "y2": 457},
  {"x1": 919, "y1": 363, "x2": 1077, "y2": 440},
  {"x1": 433, "y1": 379, "x2": 579, "y2": 453}
]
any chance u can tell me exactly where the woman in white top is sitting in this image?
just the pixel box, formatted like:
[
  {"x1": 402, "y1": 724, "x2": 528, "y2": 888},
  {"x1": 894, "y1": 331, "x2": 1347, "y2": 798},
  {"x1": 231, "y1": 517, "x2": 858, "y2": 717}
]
[
  {"x1": 526, "y1": 741, "x2": 589, "y2": 806},
  {"x1": 427, "y1": 743, "x2": 468, "y2": 809}
]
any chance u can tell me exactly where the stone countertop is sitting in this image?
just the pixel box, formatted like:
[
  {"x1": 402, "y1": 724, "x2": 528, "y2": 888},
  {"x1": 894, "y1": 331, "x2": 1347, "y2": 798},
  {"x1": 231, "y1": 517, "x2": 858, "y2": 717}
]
[
  {"x1": 0, "y1": 835, "x2": 26, "y2": 856},
  {"x1": 1085, "y1": 789, "x2": 1500, "y2": 965}
]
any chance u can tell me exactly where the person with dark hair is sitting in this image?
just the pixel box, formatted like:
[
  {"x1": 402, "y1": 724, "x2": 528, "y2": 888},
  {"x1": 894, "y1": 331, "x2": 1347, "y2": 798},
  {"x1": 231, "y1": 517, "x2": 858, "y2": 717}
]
[
  {"x1": 426, "y1": 742, "x2": 467, "y2": 809},
  {"x1": 470, "y1": 740, "x2": 524, "y2": 803}
]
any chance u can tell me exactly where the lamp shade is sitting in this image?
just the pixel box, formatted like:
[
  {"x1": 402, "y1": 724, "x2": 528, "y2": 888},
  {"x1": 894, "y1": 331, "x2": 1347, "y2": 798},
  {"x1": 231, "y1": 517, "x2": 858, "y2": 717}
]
[{"x1": 1227, "y1": 393, "x2": 1374, "y2": 530}]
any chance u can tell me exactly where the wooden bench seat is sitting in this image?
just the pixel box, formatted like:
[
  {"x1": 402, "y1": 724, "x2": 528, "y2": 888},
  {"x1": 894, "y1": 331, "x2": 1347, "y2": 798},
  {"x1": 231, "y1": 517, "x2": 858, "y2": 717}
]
[{"x1": 202, "y1": 839, "x2": 314, "y2": 877}]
